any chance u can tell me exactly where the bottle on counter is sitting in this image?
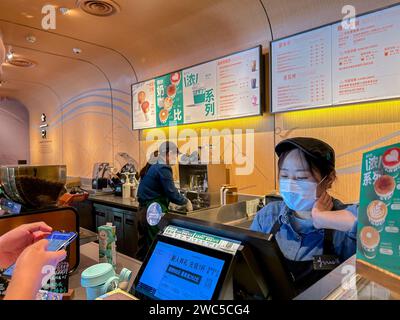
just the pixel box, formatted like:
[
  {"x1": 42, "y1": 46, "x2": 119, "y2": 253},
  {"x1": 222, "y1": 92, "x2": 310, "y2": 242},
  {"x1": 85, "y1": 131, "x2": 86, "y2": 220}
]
[
  {"x1": 122, "y1": 173, "x2": 131, "y2": 199},
  {"x1": 257, "y1": 198, "x2": 265, "y2": 212},
  {"x1": 129, "y1": 173, "x2": 139, "y2": 200}
]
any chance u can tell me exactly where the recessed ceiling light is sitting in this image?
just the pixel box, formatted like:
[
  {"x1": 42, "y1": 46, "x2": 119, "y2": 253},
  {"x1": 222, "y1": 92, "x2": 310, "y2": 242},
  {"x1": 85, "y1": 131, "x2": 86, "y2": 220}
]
[
  {"x1": 21, "y1": 12, "x2": 34, "y2": 19},
  {"x1": 72, "y1": 48, "x2": 82, "y2": 55},
  {"x1": 26, "y1": 35, "x2": 37, "y2": 44},
  {"x1": 6, "y1": 50, "x2": 14, "y2": 62},
  {"x1": 59, "y1": 7, "x2": 70, "y2": 15}
]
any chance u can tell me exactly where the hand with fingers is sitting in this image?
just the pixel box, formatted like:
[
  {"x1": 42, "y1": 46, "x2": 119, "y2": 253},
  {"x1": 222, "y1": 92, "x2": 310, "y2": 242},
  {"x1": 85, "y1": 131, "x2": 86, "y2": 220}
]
[
  {"x1": 312, "y1": 192, "x2": 334, "y2": 229},
  {"x1": 0, "y1": 222, "x2": 53, "y2": 269},
  {"x1": 4, "y1": 239, "x2": 66, "y2": 300}
]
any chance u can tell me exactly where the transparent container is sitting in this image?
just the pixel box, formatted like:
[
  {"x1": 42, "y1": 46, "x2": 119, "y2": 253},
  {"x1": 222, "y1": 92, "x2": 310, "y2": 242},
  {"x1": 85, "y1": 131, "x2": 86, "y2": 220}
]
[{"x1": 0, "y1": 165, "x2": 67, "y2": 209}]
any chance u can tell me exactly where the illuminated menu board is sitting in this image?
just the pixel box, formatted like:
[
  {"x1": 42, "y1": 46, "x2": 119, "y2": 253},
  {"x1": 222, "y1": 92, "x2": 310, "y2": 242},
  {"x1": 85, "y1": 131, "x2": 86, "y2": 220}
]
[
  {"x1": 132, "y1": 46, "x2": 261, "y2": 130},
  {"x1": 332, "y1": 5, "x2": 400, "y2": 105},
  {"x1": 271, "y1": 26, "x2": 332, "y2": 112},
  {"x1": 271, "y1": 4, "x2": 400, "y2": 113}
]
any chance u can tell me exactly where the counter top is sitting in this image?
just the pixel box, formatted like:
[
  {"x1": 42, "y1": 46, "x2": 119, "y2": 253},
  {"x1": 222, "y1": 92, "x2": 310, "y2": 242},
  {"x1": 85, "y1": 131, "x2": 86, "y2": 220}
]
[
  {"x1": 88, "y1": 194, "x2": 140, "y2": 211},
  {"x1": 70, "y1": 242, "x2": 141, "y2": 300},
  {"x1": 71, "y1": 246, "x2": 400, "y2": 300},
  {"x1": 88, "y1": 193, "x2": 222, "y2": 215}
]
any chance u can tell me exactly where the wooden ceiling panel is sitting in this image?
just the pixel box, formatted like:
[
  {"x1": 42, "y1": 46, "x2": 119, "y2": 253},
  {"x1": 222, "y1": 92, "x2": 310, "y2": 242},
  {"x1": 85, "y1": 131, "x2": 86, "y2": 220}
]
[{"x1": 262, "y1": 0, "x2": 399, "y2": 40}]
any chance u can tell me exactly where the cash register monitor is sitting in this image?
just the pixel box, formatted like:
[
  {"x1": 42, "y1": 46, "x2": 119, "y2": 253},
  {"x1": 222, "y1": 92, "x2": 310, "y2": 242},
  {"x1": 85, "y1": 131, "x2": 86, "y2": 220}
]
[
  {"x1": 159, "y1": 213, "x2": 297, "y2": 300},
  {"x1": 133, "y1": 234, "x2": 233, "y2": 300}
]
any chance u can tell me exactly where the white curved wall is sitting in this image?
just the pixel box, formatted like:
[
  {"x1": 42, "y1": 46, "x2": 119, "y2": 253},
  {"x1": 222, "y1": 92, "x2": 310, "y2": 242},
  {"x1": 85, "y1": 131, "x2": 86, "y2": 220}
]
[{"x1": 0, "y1": 97, "x2": 29, "y2": 165}]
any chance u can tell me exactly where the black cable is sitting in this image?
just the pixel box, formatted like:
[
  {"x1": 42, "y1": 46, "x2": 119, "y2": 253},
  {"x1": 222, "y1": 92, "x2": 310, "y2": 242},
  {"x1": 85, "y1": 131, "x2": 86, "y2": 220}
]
[{"x1": 259, "y1": 0, "x2": 274, "y2": 41}]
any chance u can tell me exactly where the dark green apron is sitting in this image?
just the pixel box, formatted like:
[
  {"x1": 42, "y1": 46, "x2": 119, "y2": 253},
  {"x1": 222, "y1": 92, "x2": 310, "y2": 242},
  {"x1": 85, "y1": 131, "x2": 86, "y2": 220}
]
[{"x1": 136, "y1": 197, "x2": 169, "y2": 261}]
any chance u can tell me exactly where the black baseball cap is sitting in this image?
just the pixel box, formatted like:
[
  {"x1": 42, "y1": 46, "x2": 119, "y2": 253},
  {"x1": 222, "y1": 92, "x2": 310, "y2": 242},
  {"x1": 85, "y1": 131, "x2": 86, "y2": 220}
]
[
  {"x1": 159, "y1": 141, "x2": 181, "y2": 156},
  {"x1": 275, "y1": 137, "x2": 335, "y2": 166}
]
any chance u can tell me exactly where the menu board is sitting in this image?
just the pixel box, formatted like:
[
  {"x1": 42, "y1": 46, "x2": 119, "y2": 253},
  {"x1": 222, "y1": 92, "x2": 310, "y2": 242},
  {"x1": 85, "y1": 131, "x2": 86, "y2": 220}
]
[
  {"x1": 332, "y1": 5, "x2": 400, "y2": 105},
  {"x1": 271, "y1": 26, "x2": 332, "y2": 112},
  {"x1": 271, "y1": 4, "x2": 400, "y2": 113},
  {"x1": 357, "y1": 143, "x2": 400, "y2": 277},
  {"x1": 132, "y1": 47, "x2": 261, "y2": 130}
]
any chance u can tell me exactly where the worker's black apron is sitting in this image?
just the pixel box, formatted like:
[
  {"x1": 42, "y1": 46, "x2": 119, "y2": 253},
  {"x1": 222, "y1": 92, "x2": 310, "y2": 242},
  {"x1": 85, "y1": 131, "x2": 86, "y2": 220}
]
[
  {"x1": 136, "y1": 197, "x2": 169, "y2": 261},
  {"x1": 270, "y1": 218, "x2": 341, "y2": 294}
]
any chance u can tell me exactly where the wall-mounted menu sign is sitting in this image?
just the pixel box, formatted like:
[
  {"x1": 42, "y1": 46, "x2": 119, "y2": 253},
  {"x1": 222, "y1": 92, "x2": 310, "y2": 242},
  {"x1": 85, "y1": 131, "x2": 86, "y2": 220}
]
[
  {"x1": 132, "y1": 46, "x2": 261, "y2": 130},
  {"x1": 271, "y1": 4, "x2": 400, "y2": 113}
]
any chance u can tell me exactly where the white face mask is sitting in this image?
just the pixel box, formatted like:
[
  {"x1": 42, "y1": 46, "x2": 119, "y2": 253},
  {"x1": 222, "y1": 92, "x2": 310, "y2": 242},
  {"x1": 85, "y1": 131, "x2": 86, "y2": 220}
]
[{"x1": 279, "y1": 177, "x2": 327, "y2": 212}]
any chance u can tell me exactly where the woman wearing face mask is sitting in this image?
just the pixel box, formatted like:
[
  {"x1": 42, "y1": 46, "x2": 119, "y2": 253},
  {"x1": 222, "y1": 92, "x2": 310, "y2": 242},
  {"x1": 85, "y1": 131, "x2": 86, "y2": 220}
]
[{"x1": 251, "y1": 137, "x2": 358, "y2": 293}]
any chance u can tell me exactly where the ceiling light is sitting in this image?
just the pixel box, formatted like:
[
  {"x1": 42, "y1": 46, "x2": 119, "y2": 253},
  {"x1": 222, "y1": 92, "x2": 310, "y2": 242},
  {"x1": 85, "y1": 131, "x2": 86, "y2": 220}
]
[
  {"x1": 72, "y1": 48, "x2": 82, "y2": 55},
  {"x1": 21, "y1": 12, "x2": 34, "y2": 19},
  {"x1": 0, "y1": 80, "x2": 6, "y2": 87},
  {"x1": 59, "y1": 7, "x2": 70, "y2": 15},
  {"x1": 26, "y1": 35, "x2": 37, "y2": 44},
  {"x1": 6, "y1": 50, "x2": 14, "y2": 62}
]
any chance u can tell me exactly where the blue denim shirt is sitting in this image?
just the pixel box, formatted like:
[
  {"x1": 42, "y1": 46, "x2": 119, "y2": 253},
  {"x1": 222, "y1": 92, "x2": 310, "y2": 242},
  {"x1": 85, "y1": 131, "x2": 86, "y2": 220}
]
[
  {"x1": 137, "y1": 164, "x2": 187, "y2": 206},
  {"x1": 250, "y1": 199, "x2": 358, "y2": 262}
]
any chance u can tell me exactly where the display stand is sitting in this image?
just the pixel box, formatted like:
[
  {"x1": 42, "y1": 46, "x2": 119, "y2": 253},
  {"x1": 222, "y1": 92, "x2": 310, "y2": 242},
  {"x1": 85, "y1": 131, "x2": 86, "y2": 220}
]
[
  {"x1": 356, "y1": 143, "x2": 400, "y2": 296},
  {"x1": 356, "y1": 260, "x2": 400, "y2": 295}
]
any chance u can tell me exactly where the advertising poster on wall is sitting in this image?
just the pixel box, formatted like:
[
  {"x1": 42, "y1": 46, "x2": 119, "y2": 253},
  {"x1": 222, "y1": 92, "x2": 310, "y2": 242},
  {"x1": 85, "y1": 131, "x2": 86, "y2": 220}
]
[
  {"x1": 132, "y1": 80, "x2": 156, "y2": 129},
  {"x1": 183, "y1": 62, "x2": 218, "y2": 124},
  {"x1": 131, "y1": 46, "x2": 261, "y2": 130},
  {"x1": 357, "y1": 143, "x2": 400, "y2": 286},
  {"x1": 155, "y1": 72, "x2": 184, "y2": 127}
]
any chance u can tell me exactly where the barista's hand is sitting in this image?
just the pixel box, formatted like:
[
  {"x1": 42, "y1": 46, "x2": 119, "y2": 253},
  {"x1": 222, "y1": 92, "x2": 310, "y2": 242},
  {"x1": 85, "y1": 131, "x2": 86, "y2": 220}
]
[
  {"x1": 312, "y1": 192, "x2": 333, "y2": 229},
  {"x1": 186, "y1": 199, "x2": 193, "y2": 212},
  {"x1": 4, "y1": 239, "x2": 66, "y2": 300},
  {"x1": 0, "y1": 222, "x2": 52, "y2": 269},
  {"x1": 312, "y1": 193, "x2": 356, "y2": 231}
]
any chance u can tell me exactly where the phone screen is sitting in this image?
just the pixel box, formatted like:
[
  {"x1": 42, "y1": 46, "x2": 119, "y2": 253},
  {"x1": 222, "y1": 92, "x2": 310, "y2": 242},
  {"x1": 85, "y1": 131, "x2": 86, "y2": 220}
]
[
  {"x1": 46, "y1": 231, "x2": 77, "y2": 251},
  {"x1": 2, "y1": 231, "x2": 77, "y2": 278}
]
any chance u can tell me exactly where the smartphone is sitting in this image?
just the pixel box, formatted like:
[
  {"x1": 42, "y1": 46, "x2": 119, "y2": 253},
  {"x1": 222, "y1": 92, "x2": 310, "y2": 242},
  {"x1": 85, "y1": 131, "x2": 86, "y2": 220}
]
[{"x1": 2, "y1": 231, "x2": 77, "y2": 278}]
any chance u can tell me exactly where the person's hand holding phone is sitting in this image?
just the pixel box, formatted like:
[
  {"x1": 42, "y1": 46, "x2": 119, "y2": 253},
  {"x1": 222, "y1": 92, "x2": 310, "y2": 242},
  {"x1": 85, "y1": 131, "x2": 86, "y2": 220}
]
[
  {"x1": 4, "y1": 239, "x2": 66, "y2": 300},
  {"x1": 0, "y1": 222, "x2": 53, "y2": 269}
]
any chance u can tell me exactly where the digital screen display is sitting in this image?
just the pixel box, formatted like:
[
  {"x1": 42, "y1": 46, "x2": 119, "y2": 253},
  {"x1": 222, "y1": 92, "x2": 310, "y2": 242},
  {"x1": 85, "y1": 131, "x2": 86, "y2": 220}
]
[
  {"x1": 0, "y1": 198, "x2": 22, "y2": 214},
  {"x1": 271, "y1": 4, "x2": 400, "y2": 113},
  {"x1": 46, "y1": 232, "x2": 77, "y2": 251},
  {"x1": 135, "y1": 241, "x2": 225, "y2": 300}
]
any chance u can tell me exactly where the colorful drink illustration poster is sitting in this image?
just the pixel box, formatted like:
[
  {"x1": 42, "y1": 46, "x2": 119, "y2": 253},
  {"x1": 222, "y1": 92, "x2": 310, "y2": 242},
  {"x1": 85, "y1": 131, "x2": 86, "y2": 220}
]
[
  {"x1": 182, "y1": 63, "x2": 218, "y2": 124},
  {"x1": 357, "y1": 143, "x2": 400, "y2": 277},
  {"x1": 155, "y1": 72, "x2": 184, "y2": 127},
  {"x1": 132, "y1": 80, "x2": 156, "y2": 129}
]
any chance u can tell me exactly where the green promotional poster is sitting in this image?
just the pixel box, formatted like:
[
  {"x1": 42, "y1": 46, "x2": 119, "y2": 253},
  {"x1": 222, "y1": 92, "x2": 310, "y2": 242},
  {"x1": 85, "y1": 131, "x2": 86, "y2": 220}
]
[
  {"x1": 357, "y1": 143, "x2": 400, "y2": 276},
  {"x1": 155, "y1": 72, "x2": 184, "y2": 127}
]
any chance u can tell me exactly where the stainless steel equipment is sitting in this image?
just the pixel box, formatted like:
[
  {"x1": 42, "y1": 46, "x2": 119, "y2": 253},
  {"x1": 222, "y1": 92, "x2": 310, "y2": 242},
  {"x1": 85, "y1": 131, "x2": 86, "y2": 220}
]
[{"x1": 0, "y1": 165, "x2": 67, "y2": 209}]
